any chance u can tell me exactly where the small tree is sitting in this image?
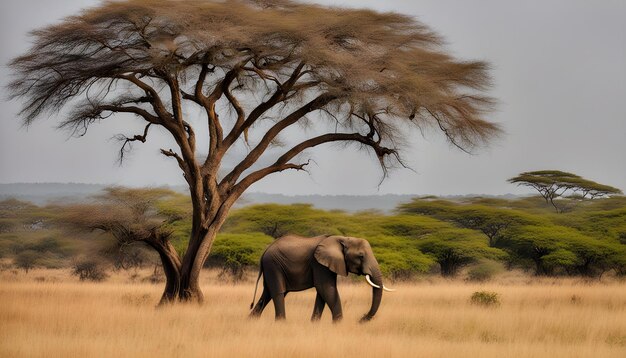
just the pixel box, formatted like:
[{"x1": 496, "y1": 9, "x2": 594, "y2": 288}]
[
  {"x1": 60, "y1": 187, "x2": 189, "y2": 303},
  {"x1": 10, "y1": 0, "x2": 499, "y2": 302},
  {"x1": 417, "y1": 229, "x2": 506, "y2": 276},
  {"x1": 508, "y1": 170, "x2": 622, "y2": 212},
  {"x1": 14, "y1": 250, "x2": 38, "y2": 273}
]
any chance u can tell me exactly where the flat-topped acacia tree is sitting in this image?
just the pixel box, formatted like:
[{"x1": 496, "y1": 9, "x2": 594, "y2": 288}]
[
  {"x1": 508, "y1": 170, "x2": 622, "y2": 212},
  {"x1": 9, "y1": 0, "x2": 499, "y2": 303}
]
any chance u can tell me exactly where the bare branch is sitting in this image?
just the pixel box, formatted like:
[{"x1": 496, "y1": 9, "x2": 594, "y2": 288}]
[
  {"x1": 221, "y1": 62, "x2": 306, "y2": 153},
  {"x1": 116, "y1": 123, "x2": 152, "y2": 164},
  {"x1": 426, "y1": 108, "x2": 473, "y2": 155},
  {"x1": 60, "y1": 101, "x2": 160, "y2": 137},
  {"x1": 114, "y1": 74, "x2": 173, "y2": 121},
  {"x1": 160, "y1": 148, "x2": 188, "y2": 175},
  {"x1": 220, "y1": 92, "x2": 336, "y2": 189},
  {"x1": 230, "y1": 131, "x2": 401, "y2": 196}
]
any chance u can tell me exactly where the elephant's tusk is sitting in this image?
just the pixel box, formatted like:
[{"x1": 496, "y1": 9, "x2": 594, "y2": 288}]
[
  {"x1": 365, "y1": 275, "x2": 381, "y2": 289},
  {"x1": 383, "y1": 285, "x2": 396, "y2": 292}
]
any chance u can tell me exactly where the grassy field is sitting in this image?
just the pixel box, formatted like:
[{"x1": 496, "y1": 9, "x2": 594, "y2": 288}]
[{"x1": 1, "y1": 269, "x2": 625, "y2": 358}]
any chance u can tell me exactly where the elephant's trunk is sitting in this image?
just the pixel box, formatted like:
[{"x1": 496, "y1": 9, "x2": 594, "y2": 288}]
[{"x1": 361, "y1": 265, "x2": 383, "y2": 323}]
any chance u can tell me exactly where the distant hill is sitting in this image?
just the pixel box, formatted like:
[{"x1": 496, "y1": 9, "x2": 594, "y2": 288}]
[
  {"x1": 0, "y1": 183, "x2": 522, "y2": 212},
  {"x1": 0, "y1": 183, "x2": 107, "y2": 205}
]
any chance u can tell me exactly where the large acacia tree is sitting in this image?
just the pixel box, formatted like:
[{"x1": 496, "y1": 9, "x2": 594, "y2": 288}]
[{"x1": 9, "y1": 0, "x2": 499, "y2": 302}]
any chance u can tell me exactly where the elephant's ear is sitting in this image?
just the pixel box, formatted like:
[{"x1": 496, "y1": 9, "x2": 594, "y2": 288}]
[{"x1": 314, "y1": 236, "x2": 347, "y2": 277}]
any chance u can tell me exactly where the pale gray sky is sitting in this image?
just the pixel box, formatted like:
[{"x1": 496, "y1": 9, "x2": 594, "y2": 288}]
[{"x1": 1, "y1": 0, "x2": 625, "y2": 195}]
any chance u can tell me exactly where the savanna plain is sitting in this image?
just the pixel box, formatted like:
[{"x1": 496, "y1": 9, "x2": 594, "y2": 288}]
[{"x1": 1, "y1": 269, "x2": 625, "y2": 358}]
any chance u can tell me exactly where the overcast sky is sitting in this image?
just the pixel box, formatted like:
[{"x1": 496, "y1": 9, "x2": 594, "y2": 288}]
[{"x1": 1, "y1": 0, "x2": 624, "y2": 196}]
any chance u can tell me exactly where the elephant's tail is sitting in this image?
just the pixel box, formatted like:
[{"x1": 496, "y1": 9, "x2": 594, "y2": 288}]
[{"x1": 249, "y1": 261, "x2": 263, "y2": 310}]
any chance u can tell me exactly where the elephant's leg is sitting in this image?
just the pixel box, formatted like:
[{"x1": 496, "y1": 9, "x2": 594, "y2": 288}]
[
  {"x1": 272, "y1": 293, "x2": 287, "y2": 320},
  {"x1": 262, "y1": 262, "x2": 288, "y2": 321},
  {"x1": 311, "y1": 292, "x2": 325, "y2": 321},
  {"x1": 317, "y1": 284, "x2": 343, "y2": 322},
  {"x1": 249, "y1": 288, "x2": 272, "y2": 318}
]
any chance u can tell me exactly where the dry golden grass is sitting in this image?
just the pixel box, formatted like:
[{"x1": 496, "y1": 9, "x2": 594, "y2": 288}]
[{"x1": 1, "y1": 269, "x2": 625, "y2": 358}]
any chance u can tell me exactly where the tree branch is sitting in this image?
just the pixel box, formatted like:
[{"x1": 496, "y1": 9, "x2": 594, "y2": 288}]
[
  {"x1": 229, "y1": 131, "x2": 400, "y2": 197},
  {"x1": 219, "y1": 92, "x2": 335, "y2": 190},
  {"x1": 115, "y1": 74, "x2": 172, "y2": 121},
  {"x1": 426, "y1": 108, "x2": 473, "y2": 155},
  {"x1": 160, "y1": 148, "x2": 188, "y2": 177},
  {"x1": 220, "y1": 62, "x2": 306, "y2": 154},
  {"x1": 116, "y1": 122, "x2": 151, "y2": 163},
  {"x1": 99, "y1": 104, "x2": 160, "y2": 123}
]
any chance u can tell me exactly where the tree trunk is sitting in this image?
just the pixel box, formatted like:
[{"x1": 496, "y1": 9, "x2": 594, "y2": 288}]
[
  {"x1": 174, "y1": 189, "x2": 236, "y2": 303},
  {"x1": 178, "y1": 224, "x2": 224, "y2": 303},
  {"x1": 146, "y1": 238, "x2": 183, "y2": 305}
]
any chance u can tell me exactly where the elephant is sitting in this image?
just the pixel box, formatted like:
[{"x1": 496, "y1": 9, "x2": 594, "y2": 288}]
[{"x1": 249, "y1": 235, "x2": 394, "y2": 322}]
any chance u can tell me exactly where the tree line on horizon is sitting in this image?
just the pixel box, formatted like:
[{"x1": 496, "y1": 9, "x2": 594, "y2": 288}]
[{"x1": 1, "y1": 180, "x2": 624, "y2": 285}]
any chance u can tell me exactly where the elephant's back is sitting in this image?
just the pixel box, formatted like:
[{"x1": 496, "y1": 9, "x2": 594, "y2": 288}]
[{"x1": 264, "y1": 235, "x2": 326, "y2": 260}]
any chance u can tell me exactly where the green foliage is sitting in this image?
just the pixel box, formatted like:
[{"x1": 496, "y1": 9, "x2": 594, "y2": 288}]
[
  {"x1": 222, "y1": 204, "x2": 346, "y2": 238},
  {"x1": 207, "y1": 233, "x2": 273, "y2": 281},
  {"x1": 399, "y1": 196, "x2": 626, "y2": 277},
  {"x1": 154, "y1": 192, "x2": 193, "y2": 254},
  {"x1": 417, "y1": 229, "x2": 507, "y2": 276},
  {"x1": 541, "y1": 249, "x2": 578, "y2": 272},
  {"x1": 467, "y1": 260, "x2": 504, "y2": 282},
  {"x1": 1, "y1": 192, "x2": 625, "y2": 279},
  {"x1": 501, "y1": 225, "x2": 617, "y2": 276},
  {"x1": 366, "y1": 238, "x2": 434, "y2": 279},
  {"x1": 398, "y1": 198, "x2": 543, "y2": 247},
  {"x1": 209, "y1": 233, "x2": 274, "y2": 267},
  {"x1": 554, "y1": 206, "x2": 626, "y2": 243},
  {"x1": 610, "y1": 246, "x2": 626, "y2": 276},
  {"x1": 470, "y1": 291, "x2": 500, "y2": 307}
]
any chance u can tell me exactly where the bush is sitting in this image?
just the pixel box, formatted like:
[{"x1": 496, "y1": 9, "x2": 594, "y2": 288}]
[
  {"x1": 467, "y1": 260, "x2": 504, "y2": 282},
  {"x1": 371, "y1": 242, "x2": 434, "y2": 279},
  {"x1": 417, "y1": 229, "x2": 507, "y2": 277},
  {"x1": 15, "y1": 250, "x2": 38, "y2": 273},
  {"x1": 72, "y1": 260, "x2": 108, "y2": 282},
  {"x1": 208, "y1": 233, "x2": 273, "y2": 282},
  {"x1": 470, "y1": 291, "x2": 500, "y2": 307}
]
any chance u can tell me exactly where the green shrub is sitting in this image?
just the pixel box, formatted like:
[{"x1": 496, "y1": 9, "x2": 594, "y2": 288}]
[
  {"x1": 417, "y1": 229, "x2": 507, "y2": 277},
  {"x1": 467, "y1": 260, "x2": 504, "y2": 282},
  {"x1": 208, "y1": 233, "x2": 273, "y2": 281},
  {"x1": 541, "y1": 249, "x2": 577, "y2": 274},
  {"x1": 470, "y1": 291, "x2": 500, "y2": 307},
  {"x1": 373, "y1": 243, "x2": 434, "y2": 279}
]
